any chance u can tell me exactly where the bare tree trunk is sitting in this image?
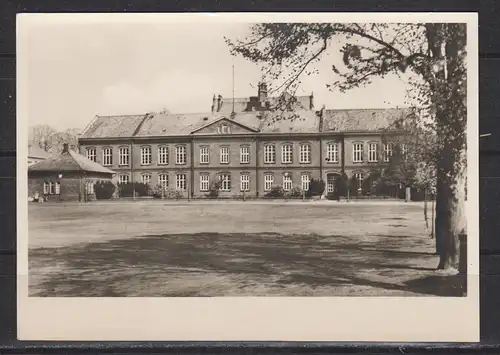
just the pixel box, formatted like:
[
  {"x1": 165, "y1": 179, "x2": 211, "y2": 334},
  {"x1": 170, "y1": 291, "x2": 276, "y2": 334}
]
[
  {"x1": 424, "y1": 188, "x2": 429, "y2": 229},
  {"x1": 435, "y1": 152, "x2": 466, "y2": 270}
]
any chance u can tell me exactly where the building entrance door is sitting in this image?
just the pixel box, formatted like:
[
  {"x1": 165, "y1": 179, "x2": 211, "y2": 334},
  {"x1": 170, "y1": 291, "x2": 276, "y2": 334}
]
[{"x1": 326, "y1": 173, "x2": 338, "y2": 195}]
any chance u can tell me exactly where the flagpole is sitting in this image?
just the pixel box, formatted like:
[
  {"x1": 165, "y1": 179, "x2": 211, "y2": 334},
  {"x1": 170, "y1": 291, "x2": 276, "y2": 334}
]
[{"x1": 232, "y1": 64, "x2": 235, "y2": 116}]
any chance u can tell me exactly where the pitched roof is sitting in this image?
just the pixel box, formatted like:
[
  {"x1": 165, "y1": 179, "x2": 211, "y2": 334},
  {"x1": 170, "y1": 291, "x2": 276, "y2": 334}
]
[
  {"x1": 322, "y1": 108, "x2": 412, "y2": 132},
  {"x1": 78, "y1": 105, "x2": 410, "y2": 139},
  {"x1": 259, "y1": 109, "x2": 320, "y2": 134},
  {"x1": 28, "y1": 146, "x2": 52, "y2": 159},
  {"x1": 135, "y1": 112, "x2": 221, "y2": 137},
  {"x1": 80, "y1": 114, "x2": 147, "y2": 139},
  {"x1": 216, "y1": 94, "x2": 313, "y2": 114},
  {"x1": 28, "y1": 149, "x2": 115, "y2": 175}
]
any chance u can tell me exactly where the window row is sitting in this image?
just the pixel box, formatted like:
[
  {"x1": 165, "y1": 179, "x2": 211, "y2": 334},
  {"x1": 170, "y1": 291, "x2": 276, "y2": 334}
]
[
  {"x1": 352, "y1": 142, "x2": 407, "y2": 163},
  {"x1": 117, "y1": 173, "x2": 314, "y2": 193},
  {"x1": 43, "y1": 181, "x2": 60, "y2": 195},
  {"x1": 118, "y1": 173, "x2": 188, "y2": 191},
  {"x1": 86, "y1": 142, "x2": 407, "y2": 167},
  {"x1": 86, "y1": 146, "x2": 187, "y2": 166}
]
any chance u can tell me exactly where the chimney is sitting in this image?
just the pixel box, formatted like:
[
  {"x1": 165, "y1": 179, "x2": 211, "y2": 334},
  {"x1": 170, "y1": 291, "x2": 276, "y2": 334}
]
[
  {"x1": 258, "y1": 82, "x2": 268, "y2": 103},
  {"x1": 217, "y1": 94, "x2": 223, "y2": 112},
  {"x1": 62, "y1": 143, "x2": 69, "y2": 153},
  {"x1": 211, "y1": 94, "x2": 216, "y2": 113},
  {"x1": 310, "y1": 91, "x2": 314, "y2": 110},
  {"x1": 318, "y1": 105, "x2": 326, "y2": 132}
]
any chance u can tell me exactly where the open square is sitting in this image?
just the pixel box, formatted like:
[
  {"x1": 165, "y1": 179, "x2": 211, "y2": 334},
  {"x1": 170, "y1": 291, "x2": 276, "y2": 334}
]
[{"x1": 28, "y1": 200, "x2": 465, "y2": 297}]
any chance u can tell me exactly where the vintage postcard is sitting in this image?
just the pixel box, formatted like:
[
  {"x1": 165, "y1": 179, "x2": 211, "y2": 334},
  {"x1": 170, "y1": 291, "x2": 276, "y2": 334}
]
[{"x1": 17, "y1": 12, "x2": 479, "y2": 341}]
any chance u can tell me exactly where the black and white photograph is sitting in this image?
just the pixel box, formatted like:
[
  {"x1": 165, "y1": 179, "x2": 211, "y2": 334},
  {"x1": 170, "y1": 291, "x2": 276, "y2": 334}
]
[{"x1": 17, "y1": 13, "x2": 479, "y2": 342}]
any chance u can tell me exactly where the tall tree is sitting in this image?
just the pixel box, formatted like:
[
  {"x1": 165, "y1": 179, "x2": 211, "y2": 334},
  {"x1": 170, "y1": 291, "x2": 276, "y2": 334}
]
[
  {"x1": 29, "y1": 125, "x2": 80, "y2": 153},
  {"x1": 227, "y1": 23, "x2": 467, "y2": 271},
  {"x1": 29, "y1": 124, "x2": 57, "y2": 152}
]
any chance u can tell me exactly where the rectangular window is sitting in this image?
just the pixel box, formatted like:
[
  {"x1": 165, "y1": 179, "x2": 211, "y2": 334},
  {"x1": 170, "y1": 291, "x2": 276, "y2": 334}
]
[
  {"x1": 240, "y1": 174, "x2": 250, "y2": 192},
  {"x1": 354, "y1": 172, "x2": 364, "y2": 190},
  {"x1": 47, "y1": 181, "x2": 55, "y2": 194},
  {"x1": 353, "y1": 143, "x2": 363, "y2": 163},
  {"x1": 283, "y1": 174, "x2": 292, "y2": 191},
  {"x1": 158, "y1": 174, "x2": 169, "y2": 189},
  {"x1": 86, "y1": 148, "x2": 96, "y2": 162},
  {"x1": 200, "y1": 147, "x2": 210, "y2": 164},
  {"x1": 401, "y1": 143, "x2": 408, "y2": 160},
  {"x1": 102, "y1": 148, "x2": 113, "y2": 166},
  {"x1": 55, "y1": 181, "x2": 61, "y2": 195},
  {"x1": 141, "y1": 174, "x2": 152, "y2": 185},
  {"x1": 119, "y1": 174, "x2": 129, "y2": 184},
  {"x1": 300, "y1": 144, "x2": 311, "y2": 163},
  {"x1": 219, "y1": 174, "x2": 231, "y2": 192},
  {"x1": 264, "y1": 145, "x2": 276, "y2": 164},
  {"x1": 384, "y1": 143, "x2": 393, "y2": 162},
  {"x1": 264, "y1": 174, "x2": 274, "y2": 191},
  {"x1": 176, "y1": 173, "x2": 186, "y2": 190},
  {"x1": 84, "y1": 181, "x2": 92, "y2": 195},
  {"x1": 158, "y1": 146, "x2": 169, "y2": 165},
  {"x1": 368, "y1": 143, "x2": 378, "y2": 162},
  {"x1": 141, "y1": 146, "x2": 152, "y2": 165},
  {"x1": 176, "y1": 146, "x2": 186, "y2": 165},
  {"x1": 220, "y1": 147, "x2": 229, "y2": 164},
  {"x1": 119, "y1": 147, "x2": 130, "y2": 166},
  {"x1": 282, "y1": 144, "x2": 293, "y2": 164},
  {"x1": 43, "y1": 182, "x2": 49, "y2": 195},
  {"x1": 301, "y1": 174, "x2": 310, "y2": 191},
  {"x1": 200, "y1": 174, "x2": 210, "y2": 192},
  {"x1": 327, "y1": 143, "x2": 338, "y2": 163},
  {"x1": 240, "y1": 146, "x2": 250, "y2": 164}
]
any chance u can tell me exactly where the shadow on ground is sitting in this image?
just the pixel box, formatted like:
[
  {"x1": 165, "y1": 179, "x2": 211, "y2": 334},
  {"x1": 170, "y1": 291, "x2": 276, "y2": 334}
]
[{"x1": 29, "y1": 232, "x2": 466, "y2": 297}]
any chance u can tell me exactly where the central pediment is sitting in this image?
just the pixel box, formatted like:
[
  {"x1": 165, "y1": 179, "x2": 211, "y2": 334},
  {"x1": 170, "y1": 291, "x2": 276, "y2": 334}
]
[{"x1": 190, "y1": 117, "x2": 259, "y2": 135}]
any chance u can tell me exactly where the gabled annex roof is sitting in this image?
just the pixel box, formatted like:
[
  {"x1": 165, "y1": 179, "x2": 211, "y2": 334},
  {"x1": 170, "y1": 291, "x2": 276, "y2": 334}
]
[
  {"x1": 29, "y1": 144, "x2": 115, "y2": 175},
  {"x1": 28, "y1": 146, "x2": 52, "y2": 159}
]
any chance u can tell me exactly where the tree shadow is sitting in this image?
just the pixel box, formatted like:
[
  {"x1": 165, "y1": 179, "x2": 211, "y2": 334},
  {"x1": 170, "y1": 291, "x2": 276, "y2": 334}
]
[{"x1": 29, "y1": 232, "x2": 464, "y2": 297}]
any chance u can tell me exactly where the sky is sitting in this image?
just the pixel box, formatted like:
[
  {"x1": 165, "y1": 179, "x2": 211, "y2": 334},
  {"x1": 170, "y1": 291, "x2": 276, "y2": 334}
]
[{"x1": 21, "y1": 16, "x2": 414, "y2": 132}]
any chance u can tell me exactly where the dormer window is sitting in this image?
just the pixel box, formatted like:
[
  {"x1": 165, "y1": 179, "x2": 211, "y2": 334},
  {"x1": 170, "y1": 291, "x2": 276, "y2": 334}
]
[{"x1": 218, "y1": 124, "x2": 230, "y2": 134}]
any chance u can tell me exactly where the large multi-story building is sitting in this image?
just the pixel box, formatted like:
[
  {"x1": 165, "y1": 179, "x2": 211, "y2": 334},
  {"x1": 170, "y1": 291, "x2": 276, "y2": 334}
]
[{"x1": 78, "y1": 82, "x2": 410, "y2": 198}]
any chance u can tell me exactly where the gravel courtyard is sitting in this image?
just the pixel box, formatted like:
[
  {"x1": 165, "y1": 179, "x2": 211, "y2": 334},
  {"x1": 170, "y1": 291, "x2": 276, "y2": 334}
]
[{"x1": 28, "y1": 200, "x2": 466, "y2": 297}]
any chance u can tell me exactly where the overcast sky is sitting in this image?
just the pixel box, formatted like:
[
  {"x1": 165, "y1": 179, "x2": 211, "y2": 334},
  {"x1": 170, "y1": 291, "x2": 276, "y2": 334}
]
[{"x1": 21, "y1": 16, "x2": 413, "y2": 132}]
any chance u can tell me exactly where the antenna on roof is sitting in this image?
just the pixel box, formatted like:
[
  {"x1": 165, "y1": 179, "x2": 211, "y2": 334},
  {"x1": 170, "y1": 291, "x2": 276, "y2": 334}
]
[{"x1": 231, "y1": 64, "x2": 235, "y2": 118}]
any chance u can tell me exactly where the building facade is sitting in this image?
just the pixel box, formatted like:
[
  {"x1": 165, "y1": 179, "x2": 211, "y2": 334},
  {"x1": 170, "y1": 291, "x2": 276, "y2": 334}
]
[
  {"x1": 28, "y1": 143, "x2": 115, "y2": 201},
  {"x1": 78, "y1": 83, "x2": 411, "y2": 198}
]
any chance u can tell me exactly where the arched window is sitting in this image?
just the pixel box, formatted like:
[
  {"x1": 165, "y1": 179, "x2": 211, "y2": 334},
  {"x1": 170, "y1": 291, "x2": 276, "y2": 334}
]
[
  {"x1": 141, "y1": 174, "x2": 152, "y2": 185},
  {"x1": 119, "y1": 146, "x2": 130, "y2": 166},
  {"x1": 118, "y1": 174, "x2": 129, "y2": 184},
  {"x1": 141, "y1": 146, "x2": 152, "y2": 165},
  {"x1": 299, "y1": 143, "x2": 311, "y2": 163},
  {"x1": 158, "y1": 145, "x2": 169, "y2": 165},
  {"x1": 102, "y1": 147, "x2": 113, "y2": 166},
  {"x1": 281, "y1": 144, "x2": 293, "y2": 164},
  {"x1": 86, "y1": 147, "x2": 97, "y2": 162},
  {"x1": 352, "y1": 142, "x2": 364, "y2": 163},
  {"x1": 158, "y1": 173, "x2": 169, "y2": 189},
  {"x1": 264, "y1": 144, "x2": 276, "y2": 164},
  {"x1": 326, "y1": 142, "x2": 339, "y2": 163}
]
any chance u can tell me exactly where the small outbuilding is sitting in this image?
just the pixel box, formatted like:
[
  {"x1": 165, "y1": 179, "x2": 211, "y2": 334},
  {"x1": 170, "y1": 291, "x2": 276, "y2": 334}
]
[{"x1": 28, "y1": 143, "x2": 116, "y2": 202}]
